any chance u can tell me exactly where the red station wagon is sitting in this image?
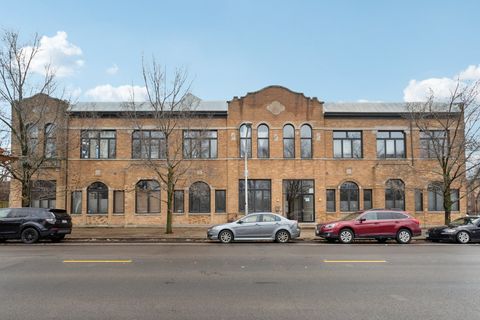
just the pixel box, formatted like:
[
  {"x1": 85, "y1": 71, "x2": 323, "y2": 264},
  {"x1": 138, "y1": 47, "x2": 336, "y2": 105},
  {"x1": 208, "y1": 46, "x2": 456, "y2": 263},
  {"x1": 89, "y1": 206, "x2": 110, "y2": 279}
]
[{"x1": 316, "y1": 209, "x2": 421, "y2": 244}]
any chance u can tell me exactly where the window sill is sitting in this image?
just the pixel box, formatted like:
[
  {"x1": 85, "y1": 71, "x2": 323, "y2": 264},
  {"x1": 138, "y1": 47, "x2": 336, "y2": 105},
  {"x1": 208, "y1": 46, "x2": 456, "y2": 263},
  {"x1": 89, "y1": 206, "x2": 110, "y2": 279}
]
[{"x1": 189, "y1": 212, "x2": 211, "y2": 215}]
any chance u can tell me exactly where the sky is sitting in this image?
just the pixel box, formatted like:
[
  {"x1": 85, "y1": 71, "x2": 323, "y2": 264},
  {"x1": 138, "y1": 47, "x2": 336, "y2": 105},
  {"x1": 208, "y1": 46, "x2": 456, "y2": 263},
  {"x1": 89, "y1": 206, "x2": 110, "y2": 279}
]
[{"x1": 1, "y1": 0, "x2": 479, "y2": 102}]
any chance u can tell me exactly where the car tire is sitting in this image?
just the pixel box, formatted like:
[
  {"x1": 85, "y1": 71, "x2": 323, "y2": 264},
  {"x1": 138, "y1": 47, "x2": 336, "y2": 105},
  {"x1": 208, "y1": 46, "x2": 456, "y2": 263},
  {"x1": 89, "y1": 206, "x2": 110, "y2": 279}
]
[
  {"x1": 396, "y1": 229, "x2": 412, "y2": 244},
  {"x1": 456, "y1": 231, "x2": 470, "y2": 244},
  {"x1": 50, "y1": 235, "x2": 66, "y2": 243},
  {"x1": 21, "y1": 227, "x2": 39, "y2": 244},
  {"x1": 339, "y1": 229, "x2": 354, "y2": 244},
  {"x1": 218, "y1": 230, "x2": 233, "y2": 244},
  {"x1": 275, "y1": 230, "x2": 291, "y2": 243},
  {"x1": 376, "y1": 238, "x2": 387, "y2": 243}
]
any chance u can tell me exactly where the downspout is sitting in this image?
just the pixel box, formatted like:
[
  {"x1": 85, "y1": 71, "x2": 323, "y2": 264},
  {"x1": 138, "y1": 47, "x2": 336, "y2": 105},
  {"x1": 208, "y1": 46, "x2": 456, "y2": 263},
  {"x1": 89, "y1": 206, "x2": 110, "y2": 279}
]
[{"x1": 64, "y1": 111, "x2": 69, "y2": 210}]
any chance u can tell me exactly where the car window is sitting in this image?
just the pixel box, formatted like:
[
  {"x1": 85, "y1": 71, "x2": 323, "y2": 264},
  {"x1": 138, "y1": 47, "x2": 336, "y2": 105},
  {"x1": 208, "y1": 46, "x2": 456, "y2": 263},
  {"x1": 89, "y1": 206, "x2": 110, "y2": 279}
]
[
  {"x1": 242, "y1": 215, "x2": 259, "y2": 223},
  {"x1": 361, "y1": 212, "x2": 378, "y2": 221},
  {"x1": 7, "y1": 209, "x2": 30, "y2": 218},
  {"x1": 376, "y1": 212, "x2": 392, "y2": 220},
  {"x1": 275, "y1": 215, "x2": 281, "y2": 222},
  {"x1": 0, "y1": 208, "x2": 10, "y2": 218},
  {"x1": 261, "y1": 214, "x2": 276, "y2": 222},
  {"x1": 391, "y1": 212, "x2": 408, "y2": 219}
]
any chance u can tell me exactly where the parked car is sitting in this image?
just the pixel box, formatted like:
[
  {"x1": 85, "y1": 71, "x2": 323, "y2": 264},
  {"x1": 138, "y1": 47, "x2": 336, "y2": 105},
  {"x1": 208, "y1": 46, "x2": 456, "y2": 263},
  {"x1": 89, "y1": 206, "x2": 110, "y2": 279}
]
[
  {"x1": 426, "y1": 216, "x2": 480, "y2": 244},
  {"x1": 207, "y1": 212, "x2": 300, "y2": 243},
  {"x1": 315, "y1": 209, "x2": 421, "y2": 244},
  {"x1": 0, "y1": 208, "x2": 72, "y2": 244}
]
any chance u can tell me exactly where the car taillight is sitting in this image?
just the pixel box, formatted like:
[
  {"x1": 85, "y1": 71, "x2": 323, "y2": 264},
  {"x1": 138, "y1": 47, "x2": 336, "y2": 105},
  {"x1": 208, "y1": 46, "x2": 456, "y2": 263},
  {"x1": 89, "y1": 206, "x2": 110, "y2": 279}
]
[{"x1": 46, "y1": 218, "x2": 56, "y2": 224}]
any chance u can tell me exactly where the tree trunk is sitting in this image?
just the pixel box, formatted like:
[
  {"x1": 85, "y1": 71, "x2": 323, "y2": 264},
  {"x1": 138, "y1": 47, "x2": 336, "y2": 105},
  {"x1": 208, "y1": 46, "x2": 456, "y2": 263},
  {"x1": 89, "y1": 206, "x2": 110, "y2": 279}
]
[
  {"x1": 21, "y1": 180, "x2": 31, "y2": 207},
  {"x1": 165, "y1": 168, "x2": 175, "y2": 234},
  {"x1": 443, "y1": 187, "x2": 452, "y2": 225}
]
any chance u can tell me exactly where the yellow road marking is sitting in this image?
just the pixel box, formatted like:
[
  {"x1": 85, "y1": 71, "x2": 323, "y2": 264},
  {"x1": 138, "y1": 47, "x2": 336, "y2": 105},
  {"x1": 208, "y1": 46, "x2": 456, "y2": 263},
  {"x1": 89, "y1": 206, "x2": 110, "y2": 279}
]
[
  {"x1": 63, "y1": 260, "x2": 132, "y2": 263},
  {"x1": 324, "y1": 260, "x2": 387, "y2": 263}
]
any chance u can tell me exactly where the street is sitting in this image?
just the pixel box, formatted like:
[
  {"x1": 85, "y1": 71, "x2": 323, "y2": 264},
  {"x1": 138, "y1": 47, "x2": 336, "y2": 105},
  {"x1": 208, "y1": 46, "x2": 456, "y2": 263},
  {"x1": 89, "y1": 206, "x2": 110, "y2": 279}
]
[{"x1": 1, "y1": 242, "x2": 479, "y2": 320}]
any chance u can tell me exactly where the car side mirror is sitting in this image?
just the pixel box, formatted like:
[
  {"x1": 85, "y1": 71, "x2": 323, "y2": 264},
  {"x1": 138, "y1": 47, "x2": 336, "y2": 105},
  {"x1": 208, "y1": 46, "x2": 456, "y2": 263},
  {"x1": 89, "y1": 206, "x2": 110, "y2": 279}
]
[
  {"x1": 237, "y1": 220, "x2": 243, "y2": 224},
  {"x1": 359, "y1": 218, "x2": 366, "y2": 223}
]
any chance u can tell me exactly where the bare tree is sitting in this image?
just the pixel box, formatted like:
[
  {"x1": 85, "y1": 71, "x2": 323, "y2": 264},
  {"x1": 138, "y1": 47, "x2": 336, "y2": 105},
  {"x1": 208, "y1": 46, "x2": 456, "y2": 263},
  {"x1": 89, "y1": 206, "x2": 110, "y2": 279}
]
[
  {"x1": 0, "y1": 30, "x2": 66, "y2": 207},
  {"x1": 406, "y1": 80, "x2": 480, "y2": 224},
  {"x1": 127, "y1": 58, "x2": 205, "y2": 234}
]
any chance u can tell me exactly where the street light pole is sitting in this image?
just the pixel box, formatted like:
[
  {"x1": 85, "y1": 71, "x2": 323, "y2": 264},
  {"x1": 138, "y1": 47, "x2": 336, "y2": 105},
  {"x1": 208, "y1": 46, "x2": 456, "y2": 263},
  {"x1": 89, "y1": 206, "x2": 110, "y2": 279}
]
[{"x1": 243, "y1": 123, "x2": 252, "y2": 215}]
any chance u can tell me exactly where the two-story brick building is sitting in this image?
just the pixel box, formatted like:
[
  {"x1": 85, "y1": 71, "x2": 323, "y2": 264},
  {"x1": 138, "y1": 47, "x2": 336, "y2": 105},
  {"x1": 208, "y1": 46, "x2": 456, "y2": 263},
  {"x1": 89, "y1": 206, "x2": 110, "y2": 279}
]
[{"x1": 9, "y1": 86, "x2": 465, "y2": 226}]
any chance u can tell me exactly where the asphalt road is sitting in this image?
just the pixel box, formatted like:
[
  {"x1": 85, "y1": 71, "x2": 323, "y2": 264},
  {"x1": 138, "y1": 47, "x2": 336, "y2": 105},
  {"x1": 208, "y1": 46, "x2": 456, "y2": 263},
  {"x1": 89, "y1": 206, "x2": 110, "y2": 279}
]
[{"x1": 1, "y1": 242, "x2": 479, "y2": 320}]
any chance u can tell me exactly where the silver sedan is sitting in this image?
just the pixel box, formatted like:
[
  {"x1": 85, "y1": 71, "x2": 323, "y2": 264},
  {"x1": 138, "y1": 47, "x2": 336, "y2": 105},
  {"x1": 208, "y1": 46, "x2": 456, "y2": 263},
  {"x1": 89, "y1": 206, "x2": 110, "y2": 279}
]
[{"x1": 207, "y1": 212, "x2": 301, "y2": 243}]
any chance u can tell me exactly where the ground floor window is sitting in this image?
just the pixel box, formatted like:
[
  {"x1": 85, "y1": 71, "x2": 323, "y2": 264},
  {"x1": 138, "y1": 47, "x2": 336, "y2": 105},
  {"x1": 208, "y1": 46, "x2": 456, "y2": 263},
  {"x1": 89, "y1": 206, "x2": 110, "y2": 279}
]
[
  {"x1": 415, "y1": 189, "x2": 423, "y2": 212},
  {"x1": 283, "y1": 180, "x2": 314, "y2": 222},
  {"x1": 31, "y1": 180, "x2": 56, "y2": 208},
  {"x1": 113, "y1": 190, "x2": 124, "y2": 214},
  {"x1": 239, "y1": 180, "x2": 271, "y2": 213},
  {"x1": 174, "y1": 190, "x2": 184, "y2": 214},
  {"x1": 215, "y1": 190, "x2": 226, "y2": 213},
  {"x1": 87, "y1": 182, "x2": 108, "y2": 214},
  {"x1": 136, "y1": 180, "x2": 160, "y2": 214},
  {"x1": 71, "y1": 191, "x2": 82, "y2": 214},
  {"x1": 363, "y1": 189, "x2": 372, "y2": 210},
  {"x1": 326, "y1": 189, "x2": 336, "y2": 213},
  {"x1": 385, "y1": 179, "x2": 405, "y2": 210},
  {"x1": 340, "y1": 181, "x2": 359, "y2": 212},
  {"x1": 189, "y1": 181, "x2": 211, "y2": 213}
]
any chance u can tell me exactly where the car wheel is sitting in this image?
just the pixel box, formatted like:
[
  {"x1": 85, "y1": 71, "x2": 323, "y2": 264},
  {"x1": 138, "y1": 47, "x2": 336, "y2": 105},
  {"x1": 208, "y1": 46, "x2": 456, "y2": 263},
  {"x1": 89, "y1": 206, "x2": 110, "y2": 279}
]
[
  {"x1": 339, "y1": 229, "x2": 354, "y2": 244},
  {"x1": 218, "y1": 230, "x2": 233, "y2": 244},
  {"x1": 456, "y1": 231, "x2": 470, "y2": 244},
  {"x1": 50, "y1": 235, "x2": 66, "y2": 243},
  {"x1": 396, "y1": 229, "x2": 412, "y2": 244},
  {"x1": 376, "y1": 238, "x2": 387, "y2": 243},
  {"x1": 275, "y1": 230, "x2": 291, "y2": 243},
  {"x1": 21, "y1": 228, "x2": 39, "y2": 244}
]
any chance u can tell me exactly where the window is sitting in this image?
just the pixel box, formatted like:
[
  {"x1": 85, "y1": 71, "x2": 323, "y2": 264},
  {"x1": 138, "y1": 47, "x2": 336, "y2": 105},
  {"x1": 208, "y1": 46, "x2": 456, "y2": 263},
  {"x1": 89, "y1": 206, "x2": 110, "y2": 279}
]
[
  {"x1": 364, "y1": 189, "x2": 373, "y2": 210},
  {"x1": 333, "y1": 131, "x2": 362, "y2": 158},
  {"x1": 376, "y1": 131, "x2": 405, "y2": 158},
  {"x1": 44, "y1": 123, "x2": 56, "y2": 158},
  {"x1": 415, "y1": 189, "x2": 423, "y2": 212},
  {"x1": 420, "y1": 130, "x2": 448, "y2": 158},
  {"x1": 326, "y1": 189, "x2": 336, "y2": 213},
  {"x1": 189, "y1": 182, "x2": 211, "y2": 213},
  {"x1": 81, "y1": 130, "x2": 116, "y2": 159},
  {"x1": 300, "y1": 125, "x2": 312, "y2": 158},
  {"x1": 239, "y1": 124, "x2": 252, "y2": 158},
  {"x1": 136, "y1": 180, "x2": 160, "y2": 214},
  {"x1": 257, "y1": 124, "x2": 269, "y2": 158},
  {"x1": 362, "y1": 211, "x2": 378, "y2": 220},
  {"x1": 239, "y1": 180, "x2": 271, "y2": 213},
  {"x1": 241, "y1": 214, "x2": 259, "y2": 223},
  {"x1": 26, "y1": 123, "x2": 39, "y2": 153},
  {"x1": 428, "y1": 188, "x2": 459, "y2": 212},
  {"x1": 283, "y1": 180, "x2": 315, "y2": 222},
  {"x1": 132, "y1": 130, "x2": 166, "y2": 159},
  {"x1": 87, "y1": 182, "x2": 108, "y2": 214},
  {"x1": 71, "y1": 191, "x2": 82, "y2": 214},
  {"x1": 283, "y1": 124, "x2": 295, "y2": 158},
  {"x1": 340, "y1": 182, "x2": 359, "y2": 212},
  {"x1": 174, "y1": 190, "x2": 184, "y2": 214},
  {"x1": 183, "y1": 130, "x2": 217, "y2": 159},
  {"x1": 31, "y1": 180, "x2": 56, "y2": 208},
  {"x1": 215, "y1": 190, "x2": 226, "y2": 213},
  {"x1": 385, "y1": 179, "x2": 405, "y2": 210},
  {"x1": 451, "y1": 189, "x2": 459, "y2": 211},
  {"x1": 261, "y1": 214, "x2": 279, "y2": 222},
  {"x1": 113, "y1": 191, "x2": 124, "y2": 214}
]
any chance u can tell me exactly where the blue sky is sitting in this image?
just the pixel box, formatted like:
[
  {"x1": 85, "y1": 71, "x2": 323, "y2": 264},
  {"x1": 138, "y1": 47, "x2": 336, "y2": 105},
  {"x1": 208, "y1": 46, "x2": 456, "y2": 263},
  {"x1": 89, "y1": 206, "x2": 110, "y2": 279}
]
[{"x1": 2, "y1": 0, "x2": 479, "y2": 102}]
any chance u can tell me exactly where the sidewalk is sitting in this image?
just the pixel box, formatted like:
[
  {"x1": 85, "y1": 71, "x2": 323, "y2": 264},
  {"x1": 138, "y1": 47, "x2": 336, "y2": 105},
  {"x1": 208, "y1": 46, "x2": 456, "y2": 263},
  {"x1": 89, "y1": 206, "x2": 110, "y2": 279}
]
[{"x1": 67, "y1": 225, "x2": 428, "y2": 242}]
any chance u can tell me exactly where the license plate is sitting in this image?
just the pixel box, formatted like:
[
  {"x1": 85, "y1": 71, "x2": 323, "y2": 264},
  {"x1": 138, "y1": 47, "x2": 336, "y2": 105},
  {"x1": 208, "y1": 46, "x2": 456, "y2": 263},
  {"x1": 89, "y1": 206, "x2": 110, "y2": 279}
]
[{"x1": 62, "y1": 220, "x2": 68, "y2": 224}]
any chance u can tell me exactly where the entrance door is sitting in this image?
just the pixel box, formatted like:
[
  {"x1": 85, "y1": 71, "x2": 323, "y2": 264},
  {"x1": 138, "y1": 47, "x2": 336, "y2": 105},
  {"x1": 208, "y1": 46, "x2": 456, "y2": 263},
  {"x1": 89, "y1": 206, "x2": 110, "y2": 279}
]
[
  {"x1": 301, "y1": 195, "x2": 314, "y2": 222},
  {"x1": 283, "y1": 180, "x2": 315, "y2": 222}
]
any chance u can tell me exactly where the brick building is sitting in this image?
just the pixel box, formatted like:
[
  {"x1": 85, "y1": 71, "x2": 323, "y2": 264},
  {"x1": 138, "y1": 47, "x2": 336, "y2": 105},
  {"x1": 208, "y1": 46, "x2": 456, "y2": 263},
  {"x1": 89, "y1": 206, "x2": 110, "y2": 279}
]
[{"x1": 9, "y1": 86, "x2": 465, "y2": 226}]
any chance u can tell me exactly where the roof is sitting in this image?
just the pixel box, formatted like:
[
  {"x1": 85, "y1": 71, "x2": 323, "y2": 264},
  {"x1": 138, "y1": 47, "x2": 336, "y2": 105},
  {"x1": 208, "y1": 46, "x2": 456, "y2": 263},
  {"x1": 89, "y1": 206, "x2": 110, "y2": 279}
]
[
  {"x1": 323, "y1": 102, "x2": 460, "y2": 115},
  {"x1": 70, "y1": 100, "x2": 228, "y2": 113}
]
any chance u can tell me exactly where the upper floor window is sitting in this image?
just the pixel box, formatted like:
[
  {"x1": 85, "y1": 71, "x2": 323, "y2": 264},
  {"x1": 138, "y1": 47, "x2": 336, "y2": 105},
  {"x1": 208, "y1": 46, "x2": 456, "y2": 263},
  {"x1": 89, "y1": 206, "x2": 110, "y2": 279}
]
[
  {"x1": 239, "y1": 124, "x2": 252, "y2": 158},
  {"x1": 26, "y1": 123, "x2": 39, "y2": 153},
  {"x1": 283, "y1": 124, "x2": 295, "y2": 158},
  {"x1": 183, "y1": 130, "x2": 217, "y2": 159},
  {"x1": 333, "y1": 131, "x2": 362, "y2": 158},
  {"x1": 257, "y1": 124, "x2": 269, "y2": 158},
  {"x1": 44, "y1": 123, "x2": 56, "y2": 158},
  {"x1": 300, "y1": 124, "x2": 312, "y2": 159},
  {"x1": 81, "y1": 130, "x2": 116, "y2": 159},
  {"x1": 376, "y1": 131, "x2": 405, "y2": 158},
  {"x1": 132, "y1": 130, "x2": 166, "y2": 159},
  {"x1": 420, "y1": 130, "x2": 448, "y2": 158}
]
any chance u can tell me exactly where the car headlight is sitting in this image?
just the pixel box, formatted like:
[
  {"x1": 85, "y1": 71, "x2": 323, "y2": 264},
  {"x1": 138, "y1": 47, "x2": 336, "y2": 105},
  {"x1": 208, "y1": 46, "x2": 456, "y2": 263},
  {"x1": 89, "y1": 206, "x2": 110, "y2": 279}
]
[{"x1": 324, "y1": 223, "x2": 337, "y2": 229}]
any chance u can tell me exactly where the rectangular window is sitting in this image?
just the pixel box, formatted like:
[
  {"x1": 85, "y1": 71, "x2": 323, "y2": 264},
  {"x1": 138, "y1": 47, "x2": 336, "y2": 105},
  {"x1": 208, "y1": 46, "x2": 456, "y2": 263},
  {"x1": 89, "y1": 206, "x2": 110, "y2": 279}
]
[
  {"x1": 451, "y1": 189, "x2": 459, "y2": 211},
  {"x1": 326, "y1": 189, "x2": 336, "y2": 213},
  {"x1": 239, "y1": 180, "x2": 271, "y2": 213},
  {"x1": 31, "y1": 180, "x2": 56, "y2": 209},
  {"x1": 81, "y1": 130, "x2": 116, "y2": 159},
  {"x1": 363, "y1": 189, "x2": 372, "y2": 210},
  {"x1": 415, "y1": 189, "x2": 423, "y2": 212},
  {"x1": 174, "y1": 190, "x2": 184, "y2": 214},
  {"x1": 420, "y1": 130, "x2": 448, "y2": 158},
  {"x1": 333, "y1": 131, "x2": 362, "y2": 158},
  {"x1": 71, "y1": 191, "x2": 82, "y2": 214},
  {"x1": 113, "y1": 191, "x2": 124, "y2": 214},
  {"x1": 132, "y1": 131, "x2": 166, "y2": 159},
  {"x1": 376, "y1": 131, "x2": 406, "y2": 158},
  {"x1": 215, "y1": 190, "x2": 226, "y2": 213},
  {"x1": 183, "y1": 130, "x2": 217, "y2": 159}
]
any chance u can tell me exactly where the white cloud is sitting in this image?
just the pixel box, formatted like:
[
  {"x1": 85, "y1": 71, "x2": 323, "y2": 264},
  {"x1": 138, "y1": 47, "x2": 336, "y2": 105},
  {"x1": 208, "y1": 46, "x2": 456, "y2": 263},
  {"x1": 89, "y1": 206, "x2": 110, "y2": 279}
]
[
  {"x1": 85, "y1": 84, "x2": 148, "y2": 102},
  {"x1": 106, "y1": 64, "x2": 119, "y2": 75},
  {"x1": 403, "y1": 64, "x2": 480, "y2": 102},
  {"x1": 24, "y1": 31, "x2": 84, "y2": 77}
]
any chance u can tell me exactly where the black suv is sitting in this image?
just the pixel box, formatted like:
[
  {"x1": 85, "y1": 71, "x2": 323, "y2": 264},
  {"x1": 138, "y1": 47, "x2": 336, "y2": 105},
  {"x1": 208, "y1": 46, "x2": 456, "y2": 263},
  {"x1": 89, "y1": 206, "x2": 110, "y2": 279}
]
[{"x1": 0, "y1": 208, "x2": 72, "y2": 244}]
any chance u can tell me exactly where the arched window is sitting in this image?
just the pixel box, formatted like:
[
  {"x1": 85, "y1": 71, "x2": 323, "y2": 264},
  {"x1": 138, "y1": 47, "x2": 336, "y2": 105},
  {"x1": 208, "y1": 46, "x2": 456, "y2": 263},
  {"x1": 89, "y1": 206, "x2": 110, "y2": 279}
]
[
  {"x1": 257, "y1": 124, "x2": 269, "y2": 158},
  {"x1": 26, "y1": 123, "x2": 38, "y2": 153},
  {"x1": 239, "y1": 124, "x2": 252, "y2": 158},
  {"x1": 44, "y1": 123, "x2": 56, "y2": 158},
  {"x1": 189, "y1": 181, "x2": 210, "y2": 213},
  {"x1": 283, "y1": 124, "x2": 295, "y2": 158},
  {"x1": 87, "y1": 182, "x2": 108, "y2": 214},
  {"x1": 340, "y1": 182, "x2": 359, "y2": 212},
  {"x1": 136, "y1": 180, "x2": 160, "y2": 213},
  {"x1": 300, "y1": 124, "x2": 312, "y2": 158},
  {"x1": 385, "y1": 179, "x2": 405, "y2": 210}
]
